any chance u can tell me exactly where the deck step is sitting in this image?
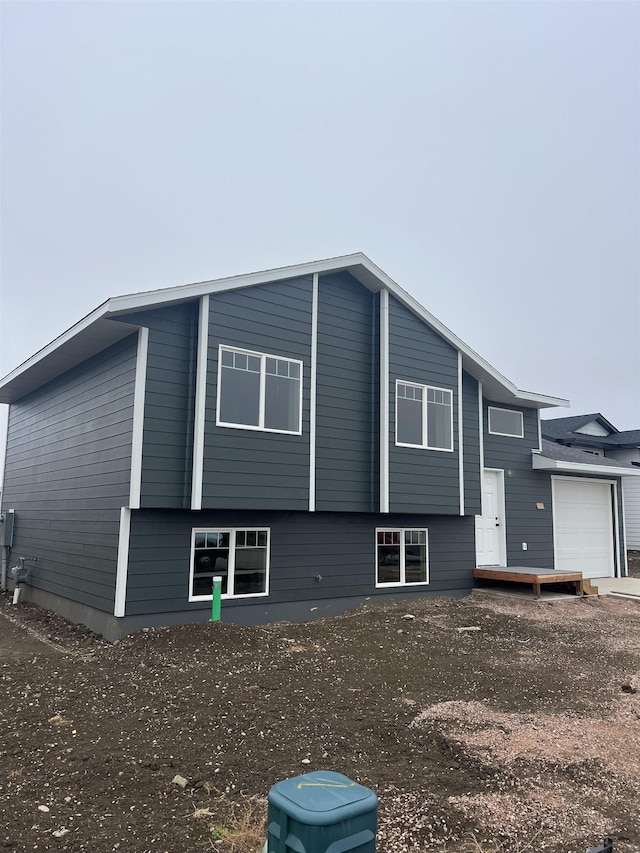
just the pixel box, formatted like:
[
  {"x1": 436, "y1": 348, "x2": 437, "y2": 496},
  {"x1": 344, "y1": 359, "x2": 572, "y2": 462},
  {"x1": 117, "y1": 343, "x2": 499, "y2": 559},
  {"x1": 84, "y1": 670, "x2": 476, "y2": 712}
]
[{"x1": 582, "y1": 579, "x2": 599, "y2": 596}]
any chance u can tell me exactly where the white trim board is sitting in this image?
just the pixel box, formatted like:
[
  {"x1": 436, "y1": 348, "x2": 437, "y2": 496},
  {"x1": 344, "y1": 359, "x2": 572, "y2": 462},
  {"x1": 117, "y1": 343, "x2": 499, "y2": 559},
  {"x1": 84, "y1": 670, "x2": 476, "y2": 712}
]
[
  {"x1": 379, "y1": 288, "x2": 389, "y2": 513},
  {"x1": 309, "y1": 273, "x2": 318, "y2": 512},
  {"x1": 458, "y1": 351, "x2": 464, "y2": 516},
  {"x1": 114, "y1": 507, "x2": 131, "y2": 618},
  {"x1": 129, "y1": 327, "x2": 148, "y2": 509},
  {"x1": 191, "y1": 294, "x2": 209, "y2": 511}
]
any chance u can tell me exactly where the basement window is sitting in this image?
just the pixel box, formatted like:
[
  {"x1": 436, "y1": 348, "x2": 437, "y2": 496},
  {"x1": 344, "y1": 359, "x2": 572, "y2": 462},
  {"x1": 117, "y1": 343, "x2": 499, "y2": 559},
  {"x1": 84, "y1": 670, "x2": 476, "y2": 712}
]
[
  {"x1": 376, "y1": 529, "x2": 429, "y2": 586},
  {"x1": 190, "y1": 528, "x2": 270, "y2": 600},
  {"x1": 217, "y1": 346, "x2": 302, "y2": 434},
  {"x1": 488, "y1": 407, "x2": 524, "y2": 438}
]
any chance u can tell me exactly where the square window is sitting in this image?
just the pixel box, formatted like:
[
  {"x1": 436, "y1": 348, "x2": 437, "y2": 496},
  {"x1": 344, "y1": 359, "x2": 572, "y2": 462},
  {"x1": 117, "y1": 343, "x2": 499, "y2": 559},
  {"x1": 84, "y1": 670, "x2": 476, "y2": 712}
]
[
  {"x1": 376, "y1": 528, "x2": 429, "y2": 587},
  {"x1": 217, "y1": 346, "x2": 302, "y2": 434},
  {"x1": 190, "y1": 529, "x2": 270, "y2": 601},
  {"x1": 396, "y1": 381, "x2": 453, "y2": 451}
]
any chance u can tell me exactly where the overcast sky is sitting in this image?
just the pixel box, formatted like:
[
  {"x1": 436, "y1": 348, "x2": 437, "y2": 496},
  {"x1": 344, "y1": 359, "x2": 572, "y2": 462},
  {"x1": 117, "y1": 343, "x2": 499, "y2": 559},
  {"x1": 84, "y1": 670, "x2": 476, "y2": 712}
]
[{"x1": 1, "y1": 0, "x2": 639, "y2": 470}]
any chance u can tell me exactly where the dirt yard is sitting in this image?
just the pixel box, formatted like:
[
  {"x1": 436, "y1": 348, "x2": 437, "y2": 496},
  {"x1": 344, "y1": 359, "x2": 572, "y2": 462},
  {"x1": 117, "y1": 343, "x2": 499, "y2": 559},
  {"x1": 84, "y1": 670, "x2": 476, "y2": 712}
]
[{"x1": 1, "y1": 586, "x2": 639, "y2": 853}]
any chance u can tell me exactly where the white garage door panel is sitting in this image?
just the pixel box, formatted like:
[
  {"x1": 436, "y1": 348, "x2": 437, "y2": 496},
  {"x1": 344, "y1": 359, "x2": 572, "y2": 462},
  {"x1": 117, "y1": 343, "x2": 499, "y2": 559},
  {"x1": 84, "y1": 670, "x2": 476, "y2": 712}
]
[{"x1": 554, "y1": 479, "x2": 614, "y2": 579}]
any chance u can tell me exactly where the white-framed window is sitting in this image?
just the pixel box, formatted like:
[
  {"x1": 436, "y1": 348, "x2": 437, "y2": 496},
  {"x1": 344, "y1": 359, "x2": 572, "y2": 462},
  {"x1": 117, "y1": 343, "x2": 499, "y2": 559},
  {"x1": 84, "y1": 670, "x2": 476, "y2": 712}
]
[
  {"x1": 396, "y1": 381, "x2": 453, "y2": 451},
  {"x1": 217, "y1": 346, "x2": 303, "y2": 434},
  {"x1": 488, "y1": 406, "x2": 524, "y2": 438},
  {"x1": 376, "y1": 528, "x2": 429, "y2": 586},
  {"x1": 189, "y1": 528, "x2": 270, "y2": 600}
]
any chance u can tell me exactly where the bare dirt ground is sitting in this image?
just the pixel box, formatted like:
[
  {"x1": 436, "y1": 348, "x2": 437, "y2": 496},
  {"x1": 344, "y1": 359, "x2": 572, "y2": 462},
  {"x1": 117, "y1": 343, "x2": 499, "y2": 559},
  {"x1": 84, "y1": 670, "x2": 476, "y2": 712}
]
[{"x1": 1, "y1": 582, "x2": 639, "y2": 853}]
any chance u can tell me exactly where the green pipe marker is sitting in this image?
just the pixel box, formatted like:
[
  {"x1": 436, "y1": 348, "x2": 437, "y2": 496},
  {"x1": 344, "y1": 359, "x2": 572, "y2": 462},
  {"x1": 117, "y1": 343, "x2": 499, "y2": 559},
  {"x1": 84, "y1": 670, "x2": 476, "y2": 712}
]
[{"x1": 211, "y1": 576, "x2": 222, "y2": 622}]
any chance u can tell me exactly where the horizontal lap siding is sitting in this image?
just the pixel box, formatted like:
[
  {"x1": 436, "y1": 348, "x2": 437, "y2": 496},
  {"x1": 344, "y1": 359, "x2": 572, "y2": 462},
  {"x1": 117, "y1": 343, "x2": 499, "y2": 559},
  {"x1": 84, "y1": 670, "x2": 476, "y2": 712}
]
[
  {"x1": 388, "y1": 297, "x2": 459, "y2": 513},
  {"x1": 462, "y1": 372, "x2": 481, "y2": 514},
  {"x1": 2, "y1": 337, "x2": 137, "y2": 612},
  {"x1": 125, "y1": 304, "x2": 198, "y2": 508},
  {"x1": 483, "y1": 401, "x2": 554, "y2": 568},
  {"x1": 202, "y1": 278, "x2": 313, "y2": 510},
  {"x1": 316, "y1": 273, "x2": 375, "y2": 512},
  {"x1": 126, "y1": 509, "x2": 475, "y2": 615}
]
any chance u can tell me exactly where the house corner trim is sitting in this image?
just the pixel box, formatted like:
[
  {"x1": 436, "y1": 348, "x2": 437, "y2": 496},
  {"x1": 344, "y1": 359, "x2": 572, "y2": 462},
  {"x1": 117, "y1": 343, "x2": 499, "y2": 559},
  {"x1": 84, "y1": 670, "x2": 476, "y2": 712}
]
[
  {"x1": 380, "y1": 288, "x2": 389, "y2": 513},
  {"x1": 129, "y1": 327, "x2": 149, "y2": 509},
  {"x1": 309, "y1": 273, "x2": 318, "y2": 511},
  {"x1": 191, "y1": 294, "x2": 209, "y2": 510},
  {"x1": 114, "y1": 507, "x2": 131, "y2": 618}
]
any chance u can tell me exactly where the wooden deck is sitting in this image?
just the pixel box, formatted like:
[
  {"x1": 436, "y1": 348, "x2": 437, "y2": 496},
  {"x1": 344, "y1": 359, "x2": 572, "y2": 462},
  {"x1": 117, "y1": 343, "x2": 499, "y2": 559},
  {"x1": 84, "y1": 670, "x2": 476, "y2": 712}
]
[{"x1": 473, "y1": 566, "x2": 584, "y2": 599}]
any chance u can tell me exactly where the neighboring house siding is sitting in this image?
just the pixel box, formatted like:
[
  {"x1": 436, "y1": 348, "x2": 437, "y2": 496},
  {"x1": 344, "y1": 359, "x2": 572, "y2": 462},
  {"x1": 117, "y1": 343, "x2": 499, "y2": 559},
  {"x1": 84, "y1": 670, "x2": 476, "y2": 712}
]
[
  {"x1": 1, "y1": 337, "x2": 137, "y2": 611},
  {"x1": 125, "y1": 509, "x2": 475, "y2": 617},
  {"x1": 315, "y1": 272, "x2": 376, "y2": 512},
  {"x1": 202, "y1": 278, "x2": 313, "y2": 510},
  {"x1": 126, "y1": 304, "x2": 198, "y2": 508},
  {"x1": 462, "y1": 372, "x2": 481, "y2": 515},
  {"x1": 388, "y1": 295, "x2": 459, "y2": 513},
  {"x1": 622, "y1": 477, "x2": 640, "y2": 550},
  {"x1": 483, "y1": 401, "x2": 554, "y2": 568}
]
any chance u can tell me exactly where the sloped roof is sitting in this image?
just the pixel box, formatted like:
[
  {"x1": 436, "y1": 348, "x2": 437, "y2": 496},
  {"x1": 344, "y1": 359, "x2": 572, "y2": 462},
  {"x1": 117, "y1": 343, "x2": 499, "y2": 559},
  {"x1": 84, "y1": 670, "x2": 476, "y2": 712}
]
[
  {"x1": 0, "y1": 253, "x2": 569, "y2": 408},
  {"x1": 532, "y1": 440, "x2": 640, "y2": 476},
  {"x1": 542, "y1": 414, "x2": 640, "y2": 449}
]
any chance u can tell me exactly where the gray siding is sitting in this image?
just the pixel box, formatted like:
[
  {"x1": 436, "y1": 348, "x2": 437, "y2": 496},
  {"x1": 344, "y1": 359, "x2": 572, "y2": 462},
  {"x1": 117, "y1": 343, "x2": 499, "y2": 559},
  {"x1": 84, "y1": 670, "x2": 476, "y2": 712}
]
[
  {"x1": 202, "y1": 277, "x2": 313, "y2": 510},
  {"x1": 1, "y1": 337, "x2": 137, "y2": 611},
  {"x1": 388, "y1": 295, "x2": 460, "y2": 513},
  {"x1": 462, "y1": 372, "x2": 481, "y2": 515},
  {"x1": 126, "y1": 508, "x2": 476, "y2": 616},
  {"x1": 126, "y1": 303, "x2": 198, "y2": 508},
  {"x1": 483, "y1": 401, "x2": 554, "y2": 568},
  {"x1": 315, "y1": 272, "x2": 377, "y2": 512}
]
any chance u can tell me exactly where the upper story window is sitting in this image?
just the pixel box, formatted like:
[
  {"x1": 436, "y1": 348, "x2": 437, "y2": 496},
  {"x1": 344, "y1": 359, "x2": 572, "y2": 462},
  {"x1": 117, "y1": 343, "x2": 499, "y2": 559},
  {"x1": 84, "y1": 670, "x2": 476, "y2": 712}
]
[
  {"x1": 396, "y1": 381, "x2": 453, "y2": 451},
  {"x1": 488, "y1": 406, "x2": 524, "y2": 438},
  {"x1": 217, "y1": 346, "x2": 302, "y2": 434}
]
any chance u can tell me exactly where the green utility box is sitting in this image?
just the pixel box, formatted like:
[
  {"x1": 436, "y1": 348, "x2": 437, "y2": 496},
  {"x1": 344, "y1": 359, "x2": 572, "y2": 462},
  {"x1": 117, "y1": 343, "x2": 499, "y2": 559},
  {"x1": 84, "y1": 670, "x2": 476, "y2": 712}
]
[{"x1": 266, "y1": 770, "x2": 377, "y2": 853}]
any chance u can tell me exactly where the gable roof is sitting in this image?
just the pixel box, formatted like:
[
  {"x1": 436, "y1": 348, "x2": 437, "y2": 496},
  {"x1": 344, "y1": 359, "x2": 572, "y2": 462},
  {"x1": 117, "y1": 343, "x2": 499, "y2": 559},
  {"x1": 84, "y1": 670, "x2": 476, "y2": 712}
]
[
  {"x1": 542, "y1": 414, "x2": 640, "y2": 449},
  {"x1": 0, "y1": 253, "x2": 569, "y2": 408}
]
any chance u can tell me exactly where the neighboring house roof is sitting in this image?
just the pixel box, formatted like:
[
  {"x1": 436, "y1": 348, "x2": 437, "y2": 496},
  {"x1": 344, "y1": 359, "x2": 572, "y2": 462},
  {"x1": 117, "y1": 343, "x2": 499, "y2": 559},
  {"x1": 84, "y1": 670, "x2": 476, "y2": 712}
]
[
  {"x1": 532, "y1": 440, "x2": 640, "y2": 477},
  {"x1": 542, "y1": 414, "x2": 640, "y2": 450},
  {"x1": 0, "y1": 253, "x2": 569, "y2": 409}
]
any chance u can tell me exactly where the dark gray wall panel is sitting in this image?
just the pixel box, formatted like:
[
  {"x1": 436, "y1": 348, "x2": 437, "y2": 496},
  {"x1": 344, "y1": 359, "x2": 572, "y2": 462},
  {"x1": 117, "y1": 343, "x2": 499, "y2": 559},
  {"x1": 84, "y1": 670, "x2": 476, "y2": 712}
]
[
  {"x1": 202, "y1": 277, "x2": 312, "y2": 510},
  {"x1": 125, "y1": 303, "x2": 198, "y2": 508},
  {"x1": 482, "y1": 400, "x2": 554, "y2": 568},
  {"x1": 315, "y1": 272, "x2": 376, "y2": 512},
  {"x1": 388, "y1": 296, "x2": 460, "y2": 513},
  {"x1": 126, "y1": 508, "x2": 475, "y2": 616},
  {"x1": 2, "y1": 337, "x2": 137, "y2": 612},
  {"x1": 462, "y1": 372, "x2": 482, "y2": 515}
]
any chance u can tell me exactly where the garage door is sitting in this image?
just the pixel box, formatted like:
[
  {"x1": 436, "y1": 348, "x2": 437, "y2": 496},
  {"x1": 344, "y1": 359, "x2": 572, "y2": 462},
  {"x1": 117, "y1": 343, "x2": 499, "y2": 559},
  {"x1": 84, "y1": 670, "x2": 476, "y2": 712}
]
[{"x1": 553, "y1": 478, "x2": 614, "y2": 579}]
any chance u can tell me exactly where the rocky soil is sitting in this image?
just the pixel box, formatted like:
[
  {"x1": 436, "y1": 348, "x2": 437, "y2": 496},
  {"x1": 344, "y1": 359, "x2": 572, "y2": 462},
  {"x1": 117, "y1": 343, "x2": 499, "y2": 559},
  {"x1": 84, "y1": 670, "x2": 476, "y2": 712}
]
[{"x1": 1, "y1": 585, "x2": 639, "y2": 853}]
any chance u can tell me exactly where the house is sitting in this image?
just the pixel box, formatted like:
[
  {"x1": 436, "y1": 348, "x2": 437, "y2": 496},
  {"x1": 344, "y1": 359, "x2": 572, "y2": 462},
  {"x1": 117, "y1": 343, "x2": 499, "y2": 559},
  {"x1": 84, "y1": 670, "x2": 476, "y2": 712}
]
[
  {"x1": 542, "y1": 414, "x2": 640, "y2": 550},
  {"x1": 0, "y1": 254, "x2": 637, "y2": 640}
]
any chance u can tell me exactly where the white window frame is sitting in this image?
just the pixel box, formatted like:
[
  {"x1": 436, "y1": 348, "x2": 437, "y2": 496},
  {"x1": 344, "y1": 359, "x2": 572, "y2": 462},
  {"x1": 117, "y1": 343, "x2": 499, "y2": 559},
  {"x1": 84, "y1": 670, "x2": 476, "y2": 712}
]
[
  {"x1": 375, "y1": 527, "x2": 430, "y2": 588},
  {"x1": 395, "y1": 380, "x2": 454, "y2": 452},
  {"x1": 488, "y1": 406, "x2": 524, "y2": 438},
  {"x1": 216, "y1": 345, "x2": 303, "y2": 435},
  {"x1": 189, "y1": 527, "x2": 270, "y2": 602}
]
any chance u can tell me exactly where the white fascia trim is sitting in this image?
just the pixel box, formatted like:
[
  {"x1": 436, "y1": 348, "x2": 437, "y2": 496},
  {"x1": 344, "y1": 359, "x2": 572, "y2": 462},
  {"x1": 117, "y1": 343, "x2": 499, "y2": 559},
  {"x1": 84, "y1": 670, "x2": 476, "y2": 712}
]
[
  {"x1": 458, "y1": 351, "x2": 464, "y2": 516},
  {"x1": 380, "y1": 289, "x2": 389, "y2": 513},
  {"x1": 309, "y1": 273, "x2": 318, "y2": 512},
  {"x1": 114, "y1": 507, "x2": 131, "y2": 617},
  {"x1": 129, "y1": 327, "x2": 148, "y2": 509},
  {"x1": 0, "y1": 302, "x2": 111, "y2": 391},
  {"x1": 533, "y1": 453, "x2": 640, "y2": 477},
  {"x1": 478, "y1": 382, "x2": 484, "y2": 493},
  {"x1": 191, "y1": 294, "x2": 209, "y2": 510}
]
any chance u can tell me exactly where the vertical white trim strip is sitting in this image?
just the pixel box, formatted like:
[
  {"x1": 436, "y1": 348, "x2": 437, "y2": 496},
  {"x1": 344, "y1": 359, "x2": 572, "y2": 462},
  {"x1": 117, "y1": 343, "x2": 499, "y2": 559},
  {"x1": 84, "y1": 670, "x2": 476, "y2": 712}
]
[
  {"x1": 129, "y1": 327, "x2": 148, "y2": 509},
  {"x1": 114, "y1": 507, "x2": 131, "y2": 617},
  {"x1": 537, "y1": 410, "x2": 543, "y2": 452},
  {"x1": 458, "y1": 351, "x2": 464, "y2": 516},
  {"x1": 191, "y1": 294, "x2": 209, "y2": 511},
  {"x1": 309, "y1": 273, "x2": 318, "y2": 511},
  {"x1": 613, "y1": 482, "x2": 621, "y2": 578},
  {"x1": 478, "y1": 381, "x2": 484, "y2": 480},
  {"x1": 380, "y1": 289, "x2": 389, "y2": 513}
]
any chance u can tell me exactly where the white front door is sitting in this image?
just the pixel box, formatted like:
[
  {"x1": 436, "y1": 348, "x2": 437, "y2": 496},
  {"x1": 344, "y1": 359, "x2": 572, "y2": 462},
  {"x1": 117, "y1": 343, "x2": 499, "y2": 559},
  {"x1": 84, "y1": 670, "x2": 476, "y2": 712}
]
[
  {"x1": 553, "y1": 478, "x2": 615, "y2": 579},
  {"x1": 475, "y1": 469, "x2": 506, "y2": 566}
]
